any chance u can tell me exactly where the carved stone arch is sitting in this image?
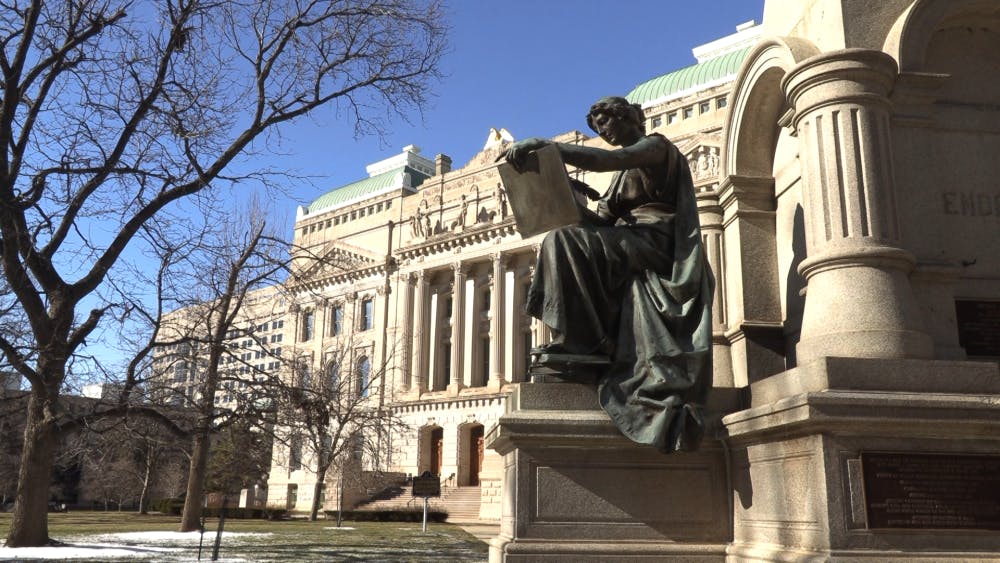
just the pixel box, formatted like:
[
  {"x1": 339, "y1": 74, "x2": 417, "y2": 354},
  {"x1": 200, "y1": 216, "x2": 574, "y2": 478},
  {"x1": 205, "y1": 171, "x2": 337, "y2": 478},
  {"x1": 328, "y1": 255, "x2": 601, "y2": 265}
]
[
  {"x1": 722, "y1": 36, "x2": 820, "y2": 179},
  {"x1": 712, "y1": 37, "x2": 821, "y2": 385},
  {"x1": 885, "y1": 0, "x2": 1000, "y2": 73}
]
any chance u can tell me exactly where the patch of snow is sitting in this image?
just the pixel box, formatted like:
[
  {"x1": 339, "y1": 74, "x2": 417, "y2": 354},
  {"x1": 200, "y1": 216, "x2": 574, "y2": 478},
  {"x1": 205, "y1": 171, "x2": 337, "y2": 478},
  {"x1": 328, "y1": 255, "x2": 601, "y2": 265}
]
[
  {"x1": 323, "y1": 526, "x2": 356, "y2": 530},
  {"x1": 96, "y1": 531, "x2": 271, "y2": 542},
  {"x1": 0, "y1": 543, "x2": 181, "y2": 559}
]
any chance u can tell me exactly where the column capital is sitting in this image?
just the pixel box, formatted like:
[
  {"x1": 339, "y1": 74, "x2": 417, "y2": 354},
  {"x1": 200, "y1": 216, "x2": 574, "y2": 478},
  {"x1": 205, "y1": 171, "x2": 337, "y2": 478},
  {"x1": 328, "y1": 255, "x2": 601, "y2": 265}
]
[{"x1": 782, "y1": 48, "x2": 897, "y2": 129}]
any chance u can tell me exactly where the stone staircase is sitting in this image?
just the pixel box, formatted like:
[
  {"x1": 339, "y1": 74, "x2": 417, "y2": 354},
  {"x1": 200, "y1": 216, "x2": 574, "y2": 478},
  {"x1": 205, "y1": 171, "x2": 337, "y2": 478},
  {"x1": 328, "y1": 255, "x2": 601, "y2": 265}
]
[{"x1": 355, "y1": 484, "x2": 482, "y2": 522}]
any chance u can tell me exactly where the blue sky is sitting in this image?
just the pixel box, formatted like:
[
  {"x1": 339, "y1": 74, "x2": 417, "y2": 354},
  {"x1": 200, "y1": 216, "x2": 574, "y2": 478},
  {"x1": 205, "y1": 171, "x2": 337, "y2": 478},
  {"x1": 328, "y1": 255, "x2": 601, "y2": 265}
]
[{"x1": 260, "y1": 1, "x2": 764, "y2": 228}]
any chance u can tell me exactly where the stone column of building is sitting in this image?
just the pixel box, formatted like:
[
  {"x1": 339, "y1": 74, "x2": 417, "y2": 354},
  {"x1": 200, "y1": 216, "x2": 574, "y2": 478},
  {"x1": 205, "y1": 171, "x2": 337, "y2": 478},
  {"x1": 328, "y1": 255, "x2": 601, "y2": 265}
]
[
  {"x1": 783, "y1": 48, "x2": 932, "y2": 363},
  {"x1": 718, "y1": 175, "x2": 785, "y2": 387},
  {"x1": 488, "y1": 253, "x2": 505, "y2": 389},
  {"x1": 697, "y1": 189, "x2": 734, "y2": 387},
  {"x1": 409, "y1": 271, "x2": 428, "y2": 397},
  {"x1": 461, "y1": 271, "x2": 476, "y2": 388},
  {"x1": 426, "y1": 290, "x2": 439, "y2": 392},
  {"x1": 448, "y1": 262, "x2": 466, "y2": 394},
  {"x1": 503, "y1": 263, "x2": 518, "y2": 384},
  {"x1": 397, "y1": 273, "x2": 414, "y2": 394}
]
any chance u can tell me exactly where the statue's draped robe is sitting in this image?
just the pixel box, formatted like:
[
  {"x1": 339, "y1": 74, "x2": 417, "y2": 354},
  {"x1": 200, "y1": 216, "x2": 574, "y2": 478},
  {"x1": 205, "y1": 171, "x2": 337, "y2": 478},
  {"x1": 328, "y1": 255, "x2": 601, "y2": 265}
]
[{"x1": 526, "y1": 134, "x2": 714, "y2": 452}]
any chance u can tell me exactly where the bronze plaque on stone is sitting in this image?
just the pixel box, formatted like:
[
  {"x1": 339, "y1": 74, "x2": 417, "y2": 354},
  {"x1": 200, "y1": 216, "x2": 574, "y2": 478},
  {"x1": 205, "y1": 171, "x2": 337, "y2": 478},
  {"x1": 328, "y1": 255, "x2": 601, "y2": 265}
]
[
  {"x1": 861, "y1": 452, "x2": 1000, "y2": 530},
  {"x1": 955, "y1": 300, "x2": 1000, "y2": 358}
]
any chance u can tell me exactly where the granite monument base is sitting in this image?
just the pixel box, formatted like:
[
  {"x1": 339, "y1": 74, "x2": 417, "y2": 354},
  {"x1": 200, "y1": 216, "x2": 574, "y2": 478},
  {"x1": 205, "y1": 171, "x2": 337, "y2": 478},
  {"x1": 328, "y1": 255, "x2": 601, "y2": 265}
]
[
  {"x1": 723, "y1": 357, "x2": 1000, "y2": 562},
  {"x1": 487, "y1": 380, "x2": 739, "y2": 563}
]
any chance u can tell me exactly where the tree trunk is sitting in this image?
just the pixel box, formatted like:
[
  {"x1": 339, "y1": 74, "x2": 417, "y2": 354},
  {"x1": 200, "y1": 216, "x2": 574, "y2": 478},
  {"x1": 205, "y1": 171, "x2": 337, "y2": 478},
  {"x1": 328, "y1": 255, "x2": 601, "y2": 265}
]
[
  {"x1": 4, "y1": 391, "x2": 57, "y2": 547},
  {"x1": 138, "y1": 444, "x2": 154, "y2": 514},
  {"x1": 180, "y1": 429, "x2": 211, "y2": 531},
  {"x1": 309, "y1": 471, "x2": 327, "y2": 521}
]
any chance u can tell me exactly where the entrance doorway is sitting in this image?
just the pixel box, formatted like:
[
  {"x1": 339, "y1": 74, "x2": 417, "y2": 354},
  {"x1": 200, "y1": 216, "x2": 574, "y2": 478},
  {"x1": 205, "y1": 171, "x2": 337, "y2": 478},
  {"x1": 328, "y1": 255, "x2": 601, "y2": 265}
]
[
  {"x1": 430, "y1": 427, "x2": 443, "y2": 476},
  {"x1": 458, "y1": 423, "x2": 485, "y2": 486}
]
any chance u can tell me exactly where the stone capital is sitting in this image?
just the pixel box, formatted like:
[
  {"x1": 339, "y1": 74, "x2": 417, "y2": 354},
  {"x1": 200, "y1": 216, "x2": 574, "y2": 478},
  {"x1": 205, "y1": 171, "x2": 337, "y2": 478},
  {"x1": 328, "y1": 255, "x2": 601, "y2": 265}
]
[{"x1": 782, "y1": 48, "x2": 897, "y2": 129}]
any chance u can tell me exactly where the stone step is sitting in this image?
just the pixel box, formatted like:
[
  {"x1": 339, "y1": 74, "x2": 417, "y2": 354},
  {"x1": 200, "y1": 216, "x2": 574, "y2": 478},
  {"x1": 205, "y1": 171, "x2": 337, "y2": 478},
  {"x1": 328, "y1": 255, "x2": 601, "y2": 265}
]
[{"x1": 355, "y1": 484, "x2": 482, "y2": 520}]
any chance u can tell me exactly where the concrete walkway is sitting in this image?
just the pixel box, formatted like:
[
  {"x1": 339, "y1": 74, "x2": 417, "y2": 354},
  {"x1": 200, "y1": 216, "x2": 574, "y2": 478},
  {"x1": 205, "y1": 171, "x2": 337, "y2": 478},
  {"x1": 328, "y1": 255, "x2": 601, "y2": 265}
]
[{"x1": 454, "y1": 520, "x2": 500, "y2": 544}]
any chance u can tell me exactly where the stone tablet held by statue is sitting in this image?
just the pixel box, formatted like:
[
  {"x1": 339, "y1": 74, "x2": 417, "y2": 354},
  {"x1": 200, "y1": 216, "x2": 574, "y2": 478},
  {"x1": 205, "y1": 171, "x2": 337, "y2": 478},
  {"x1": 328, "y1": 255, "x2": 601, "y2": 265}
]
[{"x1": 497, "y1": 145, "x2": 581, "y2": 238}]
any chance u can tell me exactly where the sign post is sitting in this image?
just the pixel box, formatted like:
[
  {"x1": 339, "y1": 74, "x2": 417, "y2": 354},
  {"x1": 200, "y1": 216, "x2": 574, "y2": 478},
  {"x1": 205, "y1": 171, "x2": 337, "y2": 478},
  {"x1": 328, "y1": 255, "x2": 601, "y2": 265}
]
[{"x1": 411, "y1": 471, "x2": 442, "y2": 533}]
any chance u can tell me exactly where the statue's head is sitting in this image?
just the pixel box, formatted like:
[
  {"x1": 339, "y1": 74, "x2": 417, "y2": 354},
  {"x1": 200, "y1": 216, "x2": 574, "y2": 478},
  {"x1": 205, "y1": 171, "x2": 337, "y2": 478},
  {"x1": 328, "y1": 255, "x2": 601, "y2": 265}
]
[{"x1": 586, "y1": 97, "x2": 645, "y2": 136}]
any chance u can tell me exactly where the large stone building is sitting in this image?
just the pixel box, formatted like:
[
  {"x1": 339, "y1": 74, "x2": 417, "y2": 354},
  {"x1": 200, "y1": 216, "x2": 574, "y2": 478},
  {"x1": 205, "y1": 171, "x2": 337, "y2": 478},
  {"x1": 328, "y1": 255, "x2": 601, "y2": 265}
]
[{"x1": 265, "y1": 22, "x2": 763, "y2": 516}]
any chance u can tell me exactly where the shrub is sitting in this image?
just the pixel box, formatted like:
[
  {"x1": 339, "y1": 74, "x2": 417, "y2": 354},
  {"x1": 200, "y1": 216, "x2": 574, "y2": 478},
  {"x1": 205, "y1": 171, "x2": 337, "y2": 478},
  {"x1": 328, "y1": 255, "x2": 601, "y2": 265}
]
[
  {"x1": 322, "y1": 509, "x2": 449, "y2": 523},
  {"x1": 151, "y1": 498, "x2": 185, "y2": 516}
]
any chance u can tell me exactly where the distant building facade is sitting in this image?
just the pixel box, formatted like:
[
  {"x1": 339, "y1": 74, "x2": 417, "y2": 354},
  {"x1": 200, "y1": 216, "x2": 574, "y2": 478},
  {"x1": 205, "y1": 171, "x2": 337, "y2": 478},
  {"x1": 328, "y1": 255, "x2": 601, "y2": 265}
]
[{"x1": 153, "y1": 285, "x2": 286, "y2": 410}]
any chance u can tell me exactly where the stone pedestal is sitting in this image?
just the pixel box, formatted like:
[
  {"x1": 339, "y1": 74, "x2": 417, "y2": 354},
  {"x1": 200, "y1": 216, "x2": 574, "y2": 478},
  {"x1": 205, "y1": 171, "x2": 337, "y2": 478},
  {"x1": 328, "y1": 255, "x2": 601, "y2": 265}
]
[
  {"x1": 723, "y1": 357, "x2": 1000, "y2": 562},
  {"x1": 487, "y1": 382, "x2": 740, "y2": 562}
]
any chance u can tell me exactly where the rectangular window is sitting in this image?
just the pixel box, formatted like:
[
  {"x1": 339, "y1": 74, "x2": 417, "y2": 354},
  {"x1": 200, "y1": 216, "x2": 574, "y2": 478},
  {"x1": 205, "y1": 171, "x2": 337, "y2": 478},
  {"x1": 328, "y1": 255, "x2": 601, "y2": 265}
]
[
  {"x1": 481, "y1": 337, "x2": 491, "y2": 386},
  {"x1": 360, "y1": 298, "x2": 374, "y2": 331},
  {"x1": 683, "y1": 106, "x2": 694, "y2": 119},
  {"x1": 667, "y1": 112, "x2": 678, "y2": 124},
  {"x1": 289, "y1": 437, "x2": 302, "y2": 471},
  {"x1": 301, "y1": 311, "x2": 314, "y2": 341},
  {"x1": 716, "y1": 96, "x2": 728, "y2": 109},
  {"x1": 699, "y1": 101, "x2": 711, "y2": 114},
  {"x1": 331, "y1": 305, "x2": 344, "y2": 336},
  {"x1": 651, "y1": 116, "x2": 662, "y2": 128}
]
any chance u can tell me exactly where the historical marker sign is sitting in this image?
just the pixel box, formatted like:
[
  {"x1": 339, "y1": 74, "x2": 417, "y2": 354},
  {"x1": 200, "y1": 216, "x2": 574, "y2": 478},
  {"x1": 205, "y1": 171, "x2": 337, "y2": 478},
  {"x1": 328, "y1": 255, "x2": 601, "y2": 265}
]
[
  {"x1": 412, "y1": 471, "x2": 441, "y2": 497},
  {"x1": 861, "y1": 452, "x2": 1000, "y2": 530},
  {"x1": 955, "y1": 300, "x2": 1000, "y2": 358}
]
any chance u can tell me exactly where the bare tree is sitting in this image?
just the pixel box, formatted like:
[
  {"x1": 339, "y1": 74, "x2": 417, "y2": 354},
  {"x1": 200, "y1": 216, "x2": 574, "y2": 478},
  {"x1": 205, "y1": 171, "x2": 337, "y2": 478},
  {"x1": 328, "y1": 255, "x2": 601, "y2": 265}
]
[
  {"x1": 149, "y1": 204, "x2": 292, "y2": 531},
  {"x1": 0, "y1": 0, "x2": 445, "y2": 546},
  {"x1": 279, "y1": 339, "x2": 406, "y2": 521}
]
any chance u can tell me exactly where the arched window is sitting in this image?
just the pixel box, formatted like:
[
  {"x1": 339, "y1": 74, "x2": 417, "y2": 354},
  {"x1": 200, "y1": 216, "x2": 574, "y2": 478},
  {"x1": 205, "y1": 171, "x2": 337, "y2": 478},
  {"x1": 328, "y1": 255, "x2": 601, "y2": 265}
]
[
  {"x1": 326, "y1": 361, "x2": 340, "y2": 393},
  {"x1": 356, "y1": 355, "x2": 371, "y2": 398}
]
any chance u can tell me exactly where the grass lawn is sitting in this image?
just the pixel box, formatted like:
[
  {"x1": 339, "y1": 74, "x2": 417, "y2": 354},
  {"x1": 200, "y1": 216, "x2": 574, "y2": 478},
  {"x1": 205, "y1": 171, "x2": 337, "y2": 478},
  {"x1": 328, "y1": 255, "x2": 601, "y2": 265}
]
[{"x1": 0, "y1": 511, "x2": 489, "y2": 561}]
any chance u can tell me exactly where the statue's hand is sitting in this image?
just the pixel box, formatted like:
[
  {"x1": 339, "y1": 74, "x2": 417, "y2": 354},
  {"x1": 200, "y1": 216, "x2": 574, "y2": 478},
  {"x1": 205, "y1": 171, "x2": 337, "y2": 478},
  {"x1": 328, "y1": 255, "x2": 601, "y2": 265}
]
[{"x1": 496, "y1": 137, "x2": 550, "y2": 171}]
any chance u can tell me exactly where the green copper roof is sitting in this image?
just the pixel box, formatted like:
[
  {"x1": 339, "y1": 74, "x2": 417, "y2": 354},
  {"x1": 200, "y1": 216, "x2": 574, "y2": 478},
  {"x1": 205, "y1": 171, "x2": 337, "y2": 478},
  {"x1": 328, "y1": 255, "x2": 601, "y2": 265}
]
[
  {"x1": 627, "y1": 46, "x2": 751, "y2": 106},
  {"x1": 308, "y1": 166, "x2": 429, "y2": 213}
]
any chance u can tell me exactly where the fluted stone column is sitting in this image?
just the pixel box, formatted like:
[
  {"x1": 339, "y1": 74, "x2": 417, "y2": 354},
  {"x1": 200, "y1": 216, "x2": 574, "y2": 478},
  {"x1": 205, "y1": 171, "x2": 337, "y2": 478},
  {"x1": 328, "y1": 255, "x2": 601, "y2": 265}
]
[
  {"x1": 448, "y1": 263, "x2": 466, "y2": 394},
  {"x1": 488, "y1": 253, "x2": 506, "y2": 389},
  {"x1": 410, "y1": 272, "x2": 428, "y2": 396},
  {"x1": 698, "y1": 190, "x2": 734, "y2": 387},
  {"x1": 503, "y1": 265, "x2": 518, "y2": 384},
  {"x1": 426, "y1": 291, "x2": 439, "y2": 392},
  {"x1": 783, "y1": 49, "x2": 932, "y2": 363},
  {"x1": 461, "y1": 274, "x2": 476, "y2": 388}
]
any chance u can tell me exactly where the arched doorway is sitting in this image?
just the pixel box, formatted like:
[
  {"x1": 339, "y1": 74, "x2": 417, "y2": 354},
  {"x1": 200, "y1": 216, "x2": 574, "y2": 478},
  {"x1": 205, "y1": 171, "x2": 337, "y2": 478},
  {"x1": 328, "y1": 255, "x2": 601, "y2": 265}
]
[
  {"x1": 457, "y1": 423, "x2": 484, "y2": 486},
  {"x1": 418, "y1": 425, "x2": 444, "y2": 477},
  {"x1": 431, "y1": 427, "x2": 443, "y2": 476}
]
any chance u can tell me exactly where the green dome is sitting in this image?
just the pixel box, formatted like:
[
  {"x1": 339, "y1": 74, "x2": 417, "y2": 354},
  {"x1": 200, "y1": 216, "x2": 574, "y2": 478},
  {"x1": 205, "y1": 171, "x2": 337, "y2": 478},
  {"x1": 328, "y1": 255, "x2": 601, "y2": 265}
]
[
  {"x1": 308, "y1": 166, "x2": 430, "y2": 213},
  {"x1": 627, "y1": 46, "x2": 751, "y2": 107}
]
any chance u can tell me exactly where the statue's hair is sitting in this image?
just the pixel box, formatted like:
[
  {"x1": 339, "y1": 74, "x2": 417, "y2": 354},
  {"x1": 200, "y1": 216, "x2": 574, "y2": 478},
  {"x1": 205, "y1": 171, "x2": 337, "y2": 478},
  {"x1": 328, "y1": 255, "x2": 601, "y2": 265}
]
[{"x1": 586, "y1": 96, "x2": 646, "y2": 135}]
